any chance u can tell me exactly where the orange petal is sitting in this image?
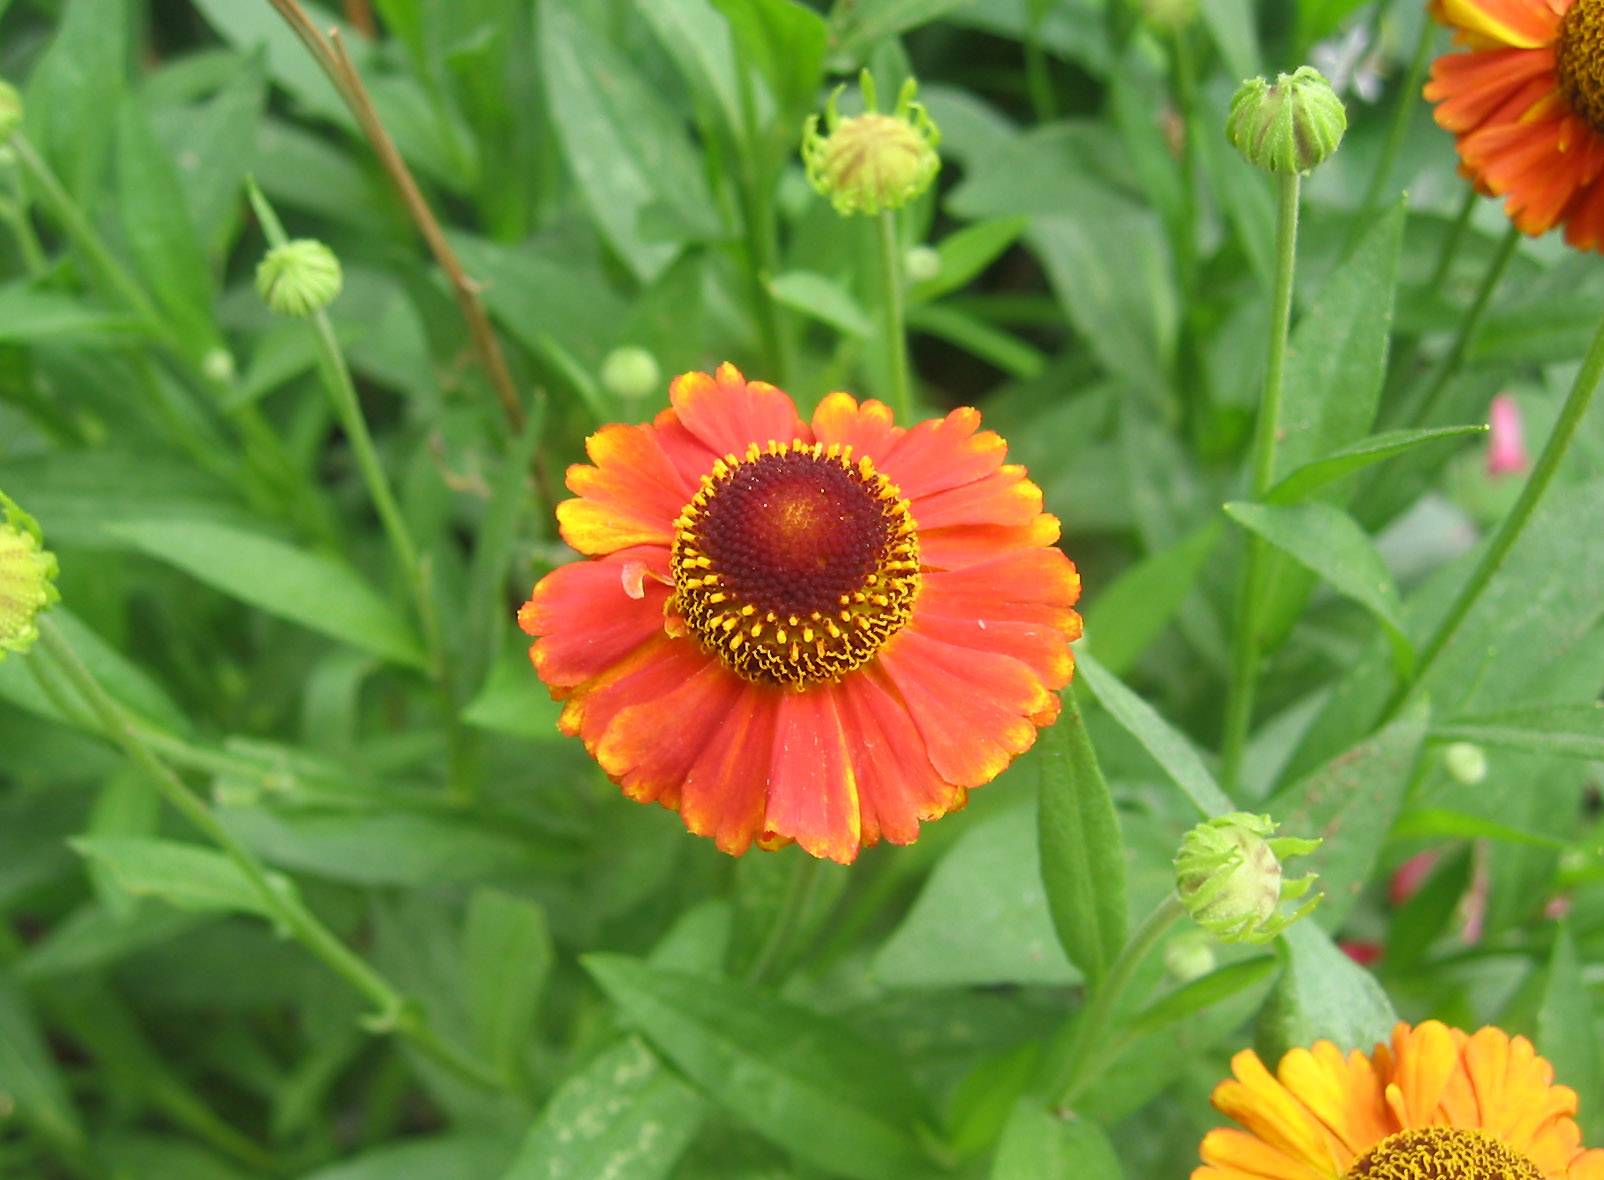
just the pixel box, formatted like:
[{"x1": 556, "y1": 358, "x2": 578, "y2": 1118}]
[
  {"x1": 912, "y1": 465, "x2": 1045, "y2": 531},
  {"x1": 678, "y1": 681, "x2": 783, "y2": 857},
  {"x1": 1568, "y1": 1149, "x2": 1604, "y2": 1179},
  {"x1": 1434, "y1": 0, "x2": 1561, "y2": 47},
  {"x1": 875, "y1": 628, "x2": 1050, "y2": 788},
  {"x1": 555, "y1": 421, "x2": 692, "y2": 555},
  {"x1": 879, "y1": 406, "x2": 1008, "y2": 499},
  {"x1": 920, "y1": 515, "x2": 1063, "y2": 570},
  {"x1": 595, "y1": 656, "x2": 747, "y2": 808},
  {"x1": 1195, "y1": 1126, "x2": 1335, "y2": 1180},
  {"x1": 1425, "y1": 46, "x2": 1557, "y2": 132},
  {"x1": 1386, "y1": 1021, "x2": 1461, "y2": 1128},
  {"x1": 835, "y1": 668, "x2": 961, "y2": 846},
  {"x1": 761, "y1": 687, "x2": 861, "y2": 863},
  {"x1": 519, "y1": 547, "x2": 672, "y2": 693},
  {"x1": 668, "y1": 364, "x2": 808, "y2": 458},
  {"x1": 1212, "y1": 1050, "x2": 1343, "y2": 1171},
  {"x1": 810, "y1": 391, "x2": 902, "y2": 458},
  {"x1": 564, "y1": 637, "x2": 711, "y2": 751}
]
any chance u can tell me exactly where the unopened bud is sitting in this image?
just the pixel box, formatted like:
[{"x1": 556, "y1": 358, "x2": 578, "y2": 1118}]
[
  {"x1": 0, "y1": 491, "x2": 59, "y2": 659},
  {"x1": 202, "y1": 348, "x2": 236, "y2": 384},
  {"x1": 904, "y1": 245, "x2": 940, "y2": 284},
  {"x1": 1227, "y1": 66, "x2": 1347, "y2": 175},
  {"x1": 256, "y1": 240, "x2": 343, "y2": 317},
  {"x1": 802, "y1": 72, "x2": 941, "y2": 217},
  {"x1": 599, "y1": 346, "x2": 661, "y2": 402},
  {"x1": 1164, "y1": 929, "x2": 1218, "y2": 982},
  {"x1": 1175, "y1": 812, "x2": 1321, "y2": 944},
  {"x1": 1443, "y1": 741, "x2": 1488, "y2": 785}
]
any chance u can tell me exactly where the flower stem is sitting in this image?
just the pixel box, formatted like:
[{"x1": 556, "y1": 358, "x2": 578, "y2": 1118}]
[
  {"x1": 1428, "y1": 188, "x2": 1479, "y2": 291},
  {"x1": 877, "y1": 209, "x2": 913, "y2": 420},
  {"x1": 33, "y1": 617, "x2": 501, "y2": 1094},
  {"x1": 1384, "y1": 301, "x2": 1604, "y2": 718},
  {"x1": 1042, "y1": 893, "x2": 1187, "y2": 1112},
  {"x1": 1391, "y1": 223, "x2": 1520, "y2": 429},
  {"x1": 1220, "y1": 171, "x2": 1301, "y2": 792}
]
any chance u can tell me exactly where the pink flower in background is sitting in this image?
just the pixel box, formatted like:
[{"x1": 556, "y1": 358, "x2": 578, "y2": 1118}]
[
  {"x1": 1390, "y1": 849, "x2": 1440, "y2": 906},
  {"x1": 1486, "y1": 394, "x2": 1529, "y2": 476}
]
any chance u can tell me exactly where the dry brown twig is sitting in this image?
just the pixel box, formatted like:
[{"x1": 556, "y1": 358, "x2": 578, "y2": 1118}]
[{"x1": 265, "y1": 0, "x2": 526, "y2": 432}]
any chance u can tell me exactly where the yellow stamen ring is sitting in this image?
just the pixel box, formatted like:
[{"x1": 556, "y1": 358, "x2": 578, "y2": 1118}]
[{"x1": 669, "y1": 440, "x2": 919, "y2": 688}]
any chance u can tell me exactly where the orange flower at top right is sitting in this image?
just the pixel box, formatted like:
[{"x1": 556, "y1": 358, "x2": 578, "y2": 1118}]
[{"x1": 1425, "y1": 0, "x2": 1604, "y2": 250}]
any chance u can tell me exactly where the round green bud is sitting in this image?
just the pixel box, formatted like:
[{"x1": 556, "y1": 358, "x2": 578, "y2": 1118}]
[
  {"x1": 599, "y1": 346, "x2": 661, "y2": 402},
  {"x1": 1174, "y1": 812, "x2": 1322, "y2": 944},
  {"x1": 1142, "y1": 0, "x2": 1198, "y2": 31},
  {"x1": 904, "y1": 245, "x2": 941, "y2": 284},
  {"x1": 1443, "y1": 741, "x2": 1489, "y2": 785},
  {"x1": 0, "y1": 81, "x2": 21, "y2": 142},
  {"x1": 1163, "y1": 929, "x2": 1218, "y2": 983},
  {"x1": 0, "y1": 492, "x2": 59, "y2": 660},
  {"x1": 1227, "y1": 66, "x2": 1347, "y2": 175},
  {"x1": 802, "y1": 72, "x2": 941, "y2": 218},
  {"x1": 202, "y1": 347, "x2": 237, "y2": 385},
  {"x1": 256, "y1": 239, "x2": 343, "y2": 317}
]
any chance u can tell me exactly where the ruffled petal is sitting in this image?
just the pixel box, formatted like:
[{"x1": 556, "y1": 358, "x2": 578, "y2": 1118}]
[
  {"x1": 810, "y1": 391, "x2": 902, "y2": 458},
  {"x1": 678, "y1": 680, "x2": 783, "y2": 856},
  {"x1": 878, "y1": 406, "x2": 1008, "y2": 499},
  {"x1": 875, "y1": 628, "x2": 1052, "y2": 787},
  {"x1": 555, "y1": 422, "x2": 692, "y2": 555},
  {"x1": 761, "y1": 687, "x2": 861, "y2": 863},
  {"x1": 835, "y1": 668, "x2": 961, "y2": 846},
  {"x1": 1385, "y1": 1021, "x2": 1461, "y2": 1129},
  {"x1": 1425, "y1": 45, "x2": 1558, "y2": 132},
  {"x1": 519, "y1": 546, "x2": 671, "y2": 694},
  {"x1": 911, "y1": 465, "x2": 1045, "y2": 531},
  {"x1": 669, "y1": 363, "x2": 808, "y2": 458},
  {"x1": 594, "y1": 656, "x2": 747, "y2": 809},
  {"x1": 920, "y1": 515, "x2": 1064, "y2": 570}
]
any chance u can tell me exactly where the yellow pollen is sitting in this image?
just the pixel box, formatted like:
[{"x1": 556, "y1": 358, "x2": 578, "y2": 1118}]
[
  {"x1": 668, "y1": 440, "x2": 921, "y2": 688},
  {"x1": 1560, "y1": 0, "x2": 1604, "y2": 132},
  {"x1": 1344, "y1": 1128, "x2": 1544, "y2": 1179}
]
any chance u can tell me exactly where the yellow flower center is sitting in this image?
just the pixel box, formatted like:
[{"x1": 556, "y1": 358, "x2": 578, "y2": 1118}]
[
  {"x1": 1559, "y1": 0, "x2": 1604, "y2": 133},
  {"x1": 670, "y1": 441, "x2": 920, "y2": 688},
  {"x1": 1345, "y1": 1128, "x2": 1544, "y2": 1179}
]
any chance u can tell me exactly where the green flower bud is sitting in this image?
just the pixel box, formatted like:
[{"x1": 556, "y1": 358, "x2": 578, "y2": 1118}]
[
  {"x1": 599, "y1": 346, "x2": 661, "y2": 402},
  {"x1": 202, "y1": 347, "x2": 237, "y2": 385},
  {"x1": 904, "y1": 244, "x2": 941, "y2": 284},
  {"x1": 256, "y1": 239, "x2": 343, "y2": 317},
  {"x1": 1443, "y1": 741, "x2": 1489, "y2": 785},
  {"x1": 802, "y1": 71, "x2": 941, "y2": 217},
  {"x1": 1174, "y1": 812, "x2": 1322, "y2": 944},
  {"x1": 1227, "y1": 66, "x2": 1347, "y2": 175},
  {"x1": 0, "y1": 81, "x2": 21, "y2": 142},
  {"x1": 0, "y1": 491, "x2": 59, "y2": 659},
  {"x1": 1164, "y1": 928, "x2": 1218, "y2": 983}
]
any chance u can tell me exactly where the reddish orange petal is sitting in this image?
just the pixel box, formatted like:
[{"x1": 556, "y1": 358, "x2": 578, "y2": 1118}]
[
  {"x1": 595, "y1": 657, "x2": 746, "y2": 808},
  {"x1": 1563, "y1": 166, "x2": 1604, "y2": 250},
  {"x1": 1434, "y1": 0, "x2": 1561, "y2": 47},
  {"x1": 1426, "y1": 46, "x2": 1557, "y2": 132},
  {"x1": 761, "y1": 687, "x2": 861, "y2": 863},
  {"x1": 912, "y1": 465, "x2": 1045, "y2": 531},
  {"x1": 519, "y1": 547, "x2": 671, "y2": 694},
  {"x1": 879, "y1": 406, "x2": 1008, "y2": 499},
  {"x1": 678, "y1": 681, "x2": 782, "y2": 856},
  {"x1": 920, "y1": 515, "x2": 1063, "y2": 570},
  {"x1": 562, "y1": 637, "x2": 710, "y2": 748},
  {"x1": 668, "y1": 363, "x2": 808, "y2": 458},
  {"x1": 810, "y1": 391, "x2": 901, "y2": 458},
  {"x1": 555, "y1": 422, "x2": 691, "y2": 555},
  {"x1": 876, "y1": 628, "x2": 1050, "y2": 788},
  {"x1": 835, "y1": 669, "x2": 961, "y2": 846}
]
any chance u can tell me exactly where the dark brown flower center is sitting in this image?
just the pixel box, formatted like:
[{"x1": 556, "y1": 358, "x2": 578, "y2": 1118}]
[
  {"x1": 1345, "y1": 1128, "x2": 1544, "y2": 1179},
  {"x1": 1559, "y1": 0, "x2": 1604, "y2": 133},
  {"x1": 670, "y1": 442, "x2": 919, "y2": 687}
]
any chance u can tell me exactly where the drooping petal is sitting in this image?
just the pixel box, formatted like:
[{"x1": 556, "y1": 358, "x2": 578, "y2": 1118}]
[
  {"x1": 834, "y1": 668, "x2": 962, "y2": 846},
  {"x1": 1435, "y1": 0, "x2": 1562, "y2": 48},
  {"x1": 519, "y1": 546, "x2": 671, "y2": 693},
  {"x1": 676, "y1": 679, "x2": 783, "y2": 856},
  {"x1": 761, "y1": 686, "x2": 861, "y2": 863},
  {"x1": 594, "y1": 655, "x2": 747, "y2": 808}
]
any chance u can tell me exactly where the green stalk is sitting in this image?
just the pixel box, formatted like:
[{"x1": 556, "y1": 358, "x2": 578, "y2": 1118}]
[
  {"x1": 1428, "y1": 189, "x2": 1479, "y2": 291},
  {"x1": 1220, "y1": 171, "x2": 1301, "y2": 792},
  {"x1": 1041, "y1": 894, "x2": 1187, "y2": 1111},
  {"x1": 1384, "y1": 303, "x2": 1604, "y2": 718},
  {"x1": 877, "y1": 209, "x2": 913, "y2": 420},
  {"x1": 1391, "y1": 223, "x2": 1520, "y2": 428},
  {"x1": 34, "y1": 618, "x2": 501, "y2": 1094}
]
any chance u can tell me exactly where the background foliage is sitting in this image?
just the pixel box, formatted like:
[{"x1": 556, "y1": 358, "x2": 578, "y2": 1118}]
[{"x1": 1, "y1": 0, "x2": 1602, "y2": 1177}]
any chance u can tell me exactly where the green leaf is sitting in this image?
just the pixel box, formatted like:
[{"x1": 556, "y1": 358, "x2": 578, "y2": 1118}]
[
  {"x1": 0, "y1": 285, "x2": 143, "y2": 343},
  {"x1": 1538, "y1": 925, "x2": 1604, "y2": 1142},
  {"x1": 116, "y1": 94, "x2": 220, "y2": 351},
  {"x1": 1433, "y1": 703, "x2": 1604, "y2": 760},
  {"x1": 1390, "y1": 807, "x2": 1567, "y2": 850},
  {"x1": 1258, "y1": 922, "x2": 1396, "y2": 1058},
  {"x1": 502, "y1": 1038, "x2": 703, "y2": 1180},
  {"x1": 768, "y1": 271, "x2": 874, "y2": 339},
  {"x1": 1267, "y1": 699, "x2": 1429, "y2": 930},
  {"x1": 990, "y1": 1100, "x2": 1124, "y2": 1180},
  {"x1": 1128, "y1": 957, "x2": 1279, "y2": 1037},
  {"x1": 905, "y1": 304, "x2": 1048, "y2": 379},
  {"x1": 1267, "y1": 426, "x2": 1489, "y2": 505},
  {"x1": 0, "y1": 968, "x2": 86, "y2": 1151},
  {"x1": 1037, "y1": 695, "x2": 1126, "y2": 986},
  {"x1": 464, "y1": 889, "x2": 553, "y2": 1084},
  {"x1": 1083, "y1": 522, "x2": 1220, "y2": 676},
  {"x1": 163, "y1": 56, "x2": 269, "y2": 257},
  {"x1": 1075, "y1": 652, "x2": 1234, "y2": 818},
  {"x1": 910, "y1": 216, "x2": 1029, "y2": 304},
  {"x1": 539, "y1": 0, "x2": 714, "y2": 281},
  {"x1": 875, "y1": 803, "x2": 1078, "y2": 988},
  {"x1": 1225, "y1": 500, "x2": 1413, "y2": 677},
  {"x1": 1275, "y1": 202, "x2": 1405, "y2": 481},
  {"x1": 303, "y1": 1135, "x2": 520, "y2": 1180},
  {"x1": 832, "y1": 0, "x2": 973, "y2": 59},
  {"x1": 1200, "y1": 0, "x2": 1261, "y2": 79},
  {"x1": 24, "y1": 0, "x2": 129, "y2": 201},
  {"x1": 70, "y1": 837, "x2": 273, "y2": 916},
  {"x1": 104, "y1": 519, "x2": 427, "y2": 668},
  {"x1": 461, "y1": 643, "x2": 565, "y2": 741},
  {"x1": 713, "y1": 0, "x2": 829, "y2": 130},
  {"x1": 17, "y1": 904, "x2": 204, "y2": 981},
  {"x1": 585, "y1": 955, "x2": 929, "y2": 1180},
  {"x1": 635, "y1": 0, "x2": 744, "y2": 146}
]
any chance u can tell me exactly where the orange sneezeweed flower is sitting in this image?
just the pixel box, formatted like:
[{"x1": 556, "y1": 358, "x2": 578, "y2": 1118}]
[
  {"x1": 1195, "y1": 1021, "x2": 1604, "y2": 1178},
  {"x1": 1424, "y1": 0, "x2": 1604, "y2": 250},
  {"x1": 517, "y1": 364, "x2": 1082, "y2": 864}
]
